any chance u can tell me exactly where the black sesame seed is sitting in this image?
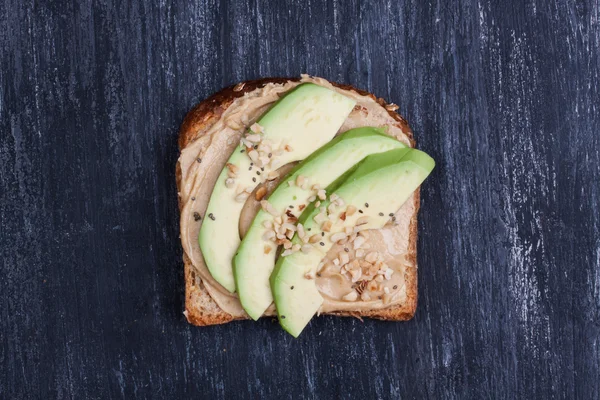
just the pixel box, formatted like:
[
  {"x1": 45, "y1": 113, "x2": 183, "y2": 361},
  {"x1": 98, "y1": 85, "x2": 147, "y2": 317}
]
[
  {"x1": 256, "y1": 171, "x2": 261, "y2": 175},
  {"x1": 290, "y1": 286, "x2": 294, "y2": 290},
  {"x1": 249, "y1": 166, "x2": 252, "y2": 171},
  {"x1": 289, "y1": 205, "x2": 294, "y2": 208},
  {"x1": 308, "y1": 228, "x2": 312, "y2": 231},
  {"x1": 240, "y1": 149, "x2": 245, "y2": 153},
  {"x1": 321, "y1": 232, "x2": 325, "y2": 236},
  {"x1": 191, "y1": 197, "x2": 196, "y2": 201},
  {"x1": 261, "y1": 167, "x2": 264, "y2": 171},
  {"x1": 250, "y1": 162, "x2": 254, "y2": 166},
  {"x1": 252, "y1": 177, "x2": 256, "y2": 182},
  {"x1": 208, "y1": 213, "x2": 215, "y2": 221},
  {"x1": 319, "y1": 242, "x2": 325, "y2": 246},
  {"x1": 316, "y1": 272, "x2": 321, "y2": 277},
  {"x1": 193, "y1": 212, "x2": 201, "y2": 221},
  {"x1": 196, "y1": 158, "x2": 202, "y2": 163},
  {"x1": 378, "y1": 296, "x2": 382, "y2": 300},
  {"x1": 344, "y1": 248, "x2": 349, "y2": 252},
  {"x1": 268, "y1": 153, "x2": 272, "y2": 158},
  {"x1": 389, "y1": 213, "x2": 394, "y2": 217},
  {"x1": 253, "y1": 145, "x2": 258, "y2": 149},
  {"x1": 393, "y1": 285, "x2": 398, "y2": 290},
  {"x1": 365, "y1": 202, "x2": 369, "y2": 208},
  {"x1": 358, "y1": 209, "x2": 364, "y2": 214},
  {"x1": 392, "y1": 216, "x2": 396, "y2": 222},
  {"x1": 379, "y1": 212, "x2": 384, "y2": 216},
  {"x1": 281, "y1": 315, "x2": 286, "y2": 319}
]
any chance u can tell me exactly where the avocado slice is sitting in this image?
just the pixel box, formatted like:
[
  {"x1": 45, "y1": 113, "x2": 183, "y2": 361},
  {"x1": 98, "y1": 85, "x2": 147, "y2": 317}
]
[
  {"x1": 199, "y1": 83, "x2": 355, "y2": 292},
  {"x1": 270, "y1": 148, "x2": 435, "y2": 337},
  {"x1": 234, "y1": 127, "x2": 406, "y2": 320}
]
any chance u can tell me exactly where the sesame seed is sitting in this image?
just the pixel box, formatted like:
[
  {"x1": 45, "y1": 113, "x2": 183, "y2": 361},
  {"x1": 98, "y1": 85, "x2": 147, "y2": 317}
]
[
  {"x1": 319, "y1": 242, "x2": 325, "y2": 246},
  {"x1": 392, "y1": 216, "x2": 396, "y2": 222},
  {"x1": 290, "y1": 286, "x2": 294, "y2": 290},
  {"x1": 268, "y1": 153, "x2": 272, "y2": 158},
  {"x1": 316, "y1": 272, "x2": 321, "y2": 277},
  {"x1": 196, "y1": 158, "x2": 202, "y2": 163},
  {"x1": 393, "y1": 285, "x2": 398, "y2": 289},
  {"x1": 208, "y1": 213, "x2": 215, "y2": 221},
  {"x1": 379, "y1": 212, "x2": 384, "y2": 216},
  {"x1": 191, "y1": 197, "x2": 196, "y2": 201},
  {"x1": 281, "y1": 315, "x2": 286, "y2": 319},
  {"x1": 289, "y1": 205, "x2": 294, "y2": 208},
  {"x1": 240, "y1": 149, "x2": 245, "y2": 153},
  {"x1": 308, "y1": 228, "x2": 312, "y2": 231},
  {"x1": 256, "y1": 171, "x2": 261, "y2": 175},
  {"x1": 321, "y1": 232, "x2": 325, "y2": 236},
  {"x1": 253, "y1": 145, "x2": 258, "y2": 149},
  {"x1": 249, "y1": 167, "x2": 252, "y2": 171},
  {"x1": 261, "y1": 167, "x2": 264, "y2": 171},
  {"x1": 252, "y1": 177, "x2": 256, "y2": 182},
  {"x1": 365, "y1": 203, "x2": 369, "y2": 208},
  {"x1": 250, "y1": 162, "x2": 254, "y2": 166},
  {"x1": 344, "y1": 248, "x2": 349, "y2": 252},
  {"x1": 358, "y1": 209, "x2": 364, "y2": 214},
  {"x1": 193, "y1": 212, "x2": 201, "y2": 221},
  {"x1": 389, "y1": 213, "x2": 394, "y2": 217}
]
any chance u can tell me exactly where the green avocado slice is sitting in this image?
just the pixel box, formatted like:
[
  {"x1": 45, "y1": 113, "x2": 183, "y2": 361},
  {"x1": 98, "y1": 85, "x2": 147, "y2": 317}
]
[
  {"x1": 270, "y1": 148, "x2": 435, "y2": 337},
  {"x1": 234, "y1": 127, "x2": 406, "y2": 320},
  {"x1": 199, "y1": 83, "x2": 355, "y2": 292}
]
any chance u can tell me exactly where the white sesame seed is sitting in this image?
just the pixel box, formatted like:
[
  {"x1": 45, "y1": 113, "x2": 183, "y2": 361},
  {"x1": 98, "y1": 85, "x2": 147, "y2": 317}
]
[
  {"x1": 260, "y1": 200, "x2": 279, "y2": 217},
  {"x1": 225, "y1": 178, "x2": 235, "y2": 188}
]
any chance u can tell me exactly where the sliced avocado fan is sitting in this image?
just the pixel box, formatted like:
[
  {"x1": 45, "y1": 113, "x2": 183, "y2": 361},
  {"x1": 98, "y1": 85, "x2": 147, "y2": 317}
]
[
  {"x1": 234, "y1": 127, "x2": 406, "y2": 320},
  {"x1": 199, "y1": 83, "x2": 356, "y2": 293},
  {"x1": 270, "y1": 148, "x2": 435, "y2": 337}
]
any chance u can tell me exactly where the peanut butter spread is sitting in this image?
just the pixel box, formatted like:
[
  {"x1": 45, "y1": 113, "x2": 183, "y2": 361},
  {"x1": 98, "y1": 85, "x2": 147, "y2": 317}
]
[{"x1": 179, "y1": 75, "x2": 416, "y2": 318}]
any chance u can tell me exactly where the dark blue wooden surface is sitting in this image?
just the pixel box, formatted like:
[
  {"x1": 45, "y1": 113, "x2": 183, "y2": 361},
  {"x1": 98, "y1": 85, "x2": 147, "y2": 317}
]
[{"x1": 1, "y1": 0, "x2": 599, "y2": 398}]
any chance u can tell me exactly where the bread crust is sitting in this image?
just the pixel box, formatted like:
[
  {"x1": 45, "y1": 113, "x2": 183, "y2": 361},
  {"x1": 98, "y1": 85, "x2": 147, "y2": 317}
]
[{"x1": 177, "y1": 78, "x2": 419, "y2": 326}]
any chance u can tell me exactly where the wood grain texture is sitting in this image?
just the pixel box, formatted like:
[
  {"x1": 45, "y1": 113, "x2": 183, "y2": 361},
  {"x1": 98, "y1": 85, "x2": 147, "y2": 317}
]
[{"x1": 1, "y1": 0, "x2": 598, "y2": 398}]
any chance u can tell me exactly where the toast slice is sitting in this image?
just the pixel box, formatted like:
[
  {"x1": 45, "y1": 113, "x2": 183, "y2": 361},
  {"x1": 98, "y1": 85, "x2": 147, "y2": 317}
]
[{"x1": 177, "y1": 77, "x2": 420, "y2": 326}]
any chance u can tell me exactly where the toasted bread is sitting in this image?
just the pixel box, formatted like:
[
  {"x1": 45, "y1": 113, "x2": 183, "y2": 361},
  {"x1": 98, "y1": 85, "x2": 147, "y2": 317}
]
[{"x1": 177, "y1": 78, "x2": 419, "y2": 326}]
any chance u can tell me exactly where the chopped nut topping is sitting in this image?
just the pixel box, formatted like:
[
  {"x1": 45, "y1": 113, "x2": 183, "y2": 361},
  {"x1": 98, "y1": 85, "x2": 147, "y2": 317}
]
[
  {"x1": 298, "y1": 204, "x2": 306, "y2": 211},
  {"x1": 283, "y1": 240, "x2": 292, "y2": 249},
  {"x1": 260, "y1": 200, "x2": 279, "y2": 217},
  {"x1": 304, "y1": 270, "x2": 315, "y2": 279},
  {"x1": 296, "y1": 175, "x2": 306, "y2": 187},
  {"x1": 263, "y1": 245, "x2": 272, "y2": 254},
  {"x1": 226, "y1": 163, "x2": 239, "y2": 174},
  {"x1": 292, "y1": 244, "x2": 301, "y2": 252},
  {"x1": 247, "y1": 150, "x2": 259, "y2": 162},
  {"x1": 233, "y1": 82, "x2": 245, "y2": 91},
  {"x1": 384, "y1": 287, "x2": 390, "y2": 294},
  {"x1": 267, "y1": 170, "x2": 280, "y2": 180},
  {"x1": 355, "y1": 249, "x2": 365, "y2": 258},
  {"x1": 356, "y1": 216, "x2": 369, "y2": 226},
  {"x1": 245, "y1": 134, "x2": 262, "y2": 143},
  {"x1": 255, "y1": 186, "x2": 267, "y2": 201},
  {"x1": 225, "y1": 178, "x2": 235, "y2": 188},
  {"x1": 235, "y1": 192, "x2": 250, "y2": 202},
  {"x1": 365, "y1": 252, "x2": 378, "y2": 263},
  {"x1": 250, "y1": 122, "x2": 264, "y2": 133},
  {"x1": 321, "y1": 220, "x2": 332, "y2": 232},
  {"x1": 308, "y1": 195, "x2": 316, "y2": 202},
  {"x1": 284, "y1": 144, "x2": 293, "y2": 152},
  {"x1": 308, "y1": 234, "x2": 321, "y2": 244},
  {"x1": 385, "y1": 103, "x2": 399, "y2": 111},
  {"x1": 262, "y1": 230, "x2": 275, "y2": 241},
  {"x1": 339, "y1": 211, "x2": 347, "y2": 221},
  {"x1": 342, "y1": 291, "x2": 358, "y2": 301},
  {"x1": 301, "y1": 244, "x2": 312, "y2": 254},
  {"x1": 361, "y1": 292, "x2": 371, "y2": 301},
  {"x1": 353, "y1": 236, "x2": 366, "y2": 250},
  {"x1": 346, "y1": 205, "x2": 357, "y2": 216},
  {"x1": 281, "y1": 249, "x2": 293, "y2": 257},
  {"x1": 330, "y1": 232, "x2": 347, "y2": 243},
  {"x1": 317, "y1": 189, "x2": 326, "y2": 200}
]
